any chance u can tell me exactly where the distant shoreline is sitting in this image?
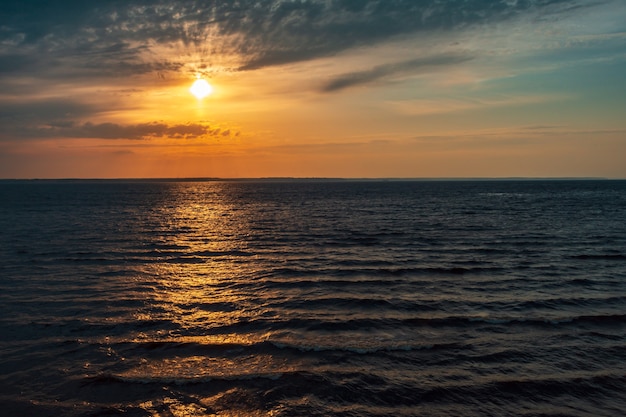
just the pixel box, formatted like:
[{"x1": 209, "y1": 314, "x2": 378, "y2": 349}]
[{"x1": 0, "y1": 177, "x2": 621, "y2": 183}]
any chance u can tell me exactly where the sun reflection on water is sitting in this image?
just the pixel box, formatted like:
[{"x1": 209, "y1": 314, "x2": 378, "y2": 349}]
[
  {"x1": 104, "y1": 183, "x2": 302, "y2": 416},
  {"x1": 130, "y1": 183, "x2": 264, "y2": 337},
  {"x1": 115, "y1": 182, "x2": 302, "y2": 411}
]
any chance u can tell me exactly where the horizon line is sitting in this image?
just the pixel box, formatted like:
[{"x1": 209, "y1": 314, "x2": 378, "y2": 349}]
[{"x1": 0, "y1": 176, "x2": 621, "y2": 182}]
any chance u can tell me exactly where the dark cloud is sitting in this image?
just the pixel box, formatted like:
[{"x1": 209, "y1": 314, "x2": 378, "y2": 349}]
[
  {"x1": 71, "y1": 122, "x2": 224, "y2": 140},
  {"x1": 210, "y1": 0, "x2": 577, "y2": 71},
  {"x1": 0, "y1": 99, "x2": 100, "y2": 123},
  {"x1": 321, "y1": 54, "x2": 473, "y2": 92},
  {"x1": 0, "y1": 0, "x2": 579, "y2": 77},
  {"x1": 0, "y1": 53, "x2": 40, "y2": 75},
  {"x1": 0, "y1": 97, "x2": 231, "y2": 140},
  {"x1": 13, "y1": 121, "x2": 230, "y2": 140}
]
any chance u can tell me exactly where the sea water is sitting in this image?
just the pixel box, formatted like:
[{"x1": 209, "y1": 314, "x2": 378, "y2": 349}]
[{"x1": 0, "y1": 179, "x2": 625, "y2": 416}]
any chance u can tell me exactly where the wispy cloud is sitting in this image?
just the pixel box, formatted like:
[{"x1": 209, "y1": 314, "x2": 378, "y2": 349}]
[
  {"x1": 388, "y1": 94, "x2": 572, "y2": 115},
  {"x1": 320, "y1": 54, "x2": 473, "y2": 92}
]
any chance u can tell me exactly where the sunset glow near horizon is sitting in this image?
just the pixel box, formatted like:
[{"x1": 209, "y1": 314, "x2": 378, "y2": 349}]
[{"x1": 1, "y1": 1, "x2": 625, "y2": 179}]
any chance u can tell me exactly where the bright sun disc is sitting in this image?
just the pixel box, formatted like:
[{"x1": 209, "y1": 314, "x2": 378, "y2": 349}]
[{"x1": 190, "y1": 78, "x2": 213, "y2": 99}]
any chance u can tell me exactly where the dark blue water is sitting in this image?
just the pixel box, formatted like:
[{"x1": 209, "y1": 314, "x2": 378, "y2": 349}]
[{"x1": 1, "y1": 179, "x2": 625, "y2": 416}]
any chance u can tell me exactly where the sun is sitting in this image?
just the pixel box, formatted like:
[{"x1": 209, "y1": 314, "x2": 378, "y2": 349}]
[{"x1": 190, "y1": 78, "x2": 213, "y2": 99}]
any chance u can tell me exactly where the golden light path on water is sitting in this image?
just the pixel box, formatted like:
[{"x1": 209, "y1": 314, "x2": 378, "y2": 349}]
[
  {"x1": 110, "y1": 183, "x2": 301, "y2": 416},
  {"x1": 108, "y1": 182, "x2": 423, "y2": 416}
]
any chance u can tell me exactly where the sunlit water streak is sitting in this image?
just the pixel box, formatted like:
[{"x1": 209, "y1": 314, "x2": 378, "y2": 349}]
[{"x1": 1, "y1": 179, "x2": 625, "y2": 416}]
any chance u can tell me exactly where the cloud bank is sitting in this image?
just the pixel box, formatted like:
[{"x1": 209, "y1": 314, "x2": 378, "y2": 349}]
[
  {"x1": 0, "y1": 0, "x2": 581, "y2": 78},
  {"x1": 0, "y1": 117, "x2": 234, "y2": 141}
]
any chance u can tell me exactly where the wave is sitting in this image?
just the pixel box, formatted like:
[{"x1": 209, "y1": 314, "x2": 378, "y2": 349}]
[
  {"x1": 268, "y1": 297, "x2": 441, "y2": 312},
  {"x1": 266, "y1": 294, "x2": 626, "y2": 313},
  {"x1": 160, "y1": 312, "x2": 626, "y2": 336},
  {"x1": 268, "y1": 340, "x2": 468, "y2": 354},
  {"x1": 105, "y1": 336, "x2": 471, "y2": 359},
  {"x1": 82, "y1": 367, "x2": 626, "y2": 414},
  {"x1": 256, "y1": 265, "x2": 505, "y2": 280},
  {"x1": 410, "y1": 313, "x2": 626, "y2": 327},
  {"x1": 87, "y1": 370, "x2": 285, "y2": 386},
  {"x1": 572, "y1": 253, "x2": 626, "y2": 261}
]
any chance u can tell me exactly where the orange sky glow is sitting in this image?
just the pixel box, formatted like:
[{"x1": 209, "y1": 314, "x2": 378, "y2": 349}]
[{"x1": 1, "y1": 1, "x2": 625, "y2": 178}]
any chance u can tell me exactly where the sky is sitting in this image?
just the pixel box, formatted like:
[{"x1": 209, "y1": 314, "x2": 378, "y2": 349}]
[{"x1": 1, "y1": 0, "x2": 625, "y2": 178}]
